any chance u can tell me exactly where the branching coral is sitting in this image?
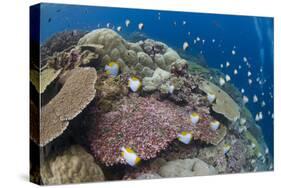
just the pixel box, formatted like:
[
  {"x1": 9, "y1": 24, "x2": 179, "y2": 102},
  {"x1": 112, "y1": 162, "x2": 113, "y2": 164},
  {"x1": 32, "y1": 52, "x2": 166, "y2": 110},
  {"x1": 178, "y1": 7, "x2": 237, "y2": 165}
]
[
  {"x1": 40, "y1": 67, "x2": 97, "y2": 146},
  {"x1": 41, "y1": 145, "x2": 104, "y2": 185},
  {"x1": 89, "y1": 94, "x2": 226, "y2": 166}
]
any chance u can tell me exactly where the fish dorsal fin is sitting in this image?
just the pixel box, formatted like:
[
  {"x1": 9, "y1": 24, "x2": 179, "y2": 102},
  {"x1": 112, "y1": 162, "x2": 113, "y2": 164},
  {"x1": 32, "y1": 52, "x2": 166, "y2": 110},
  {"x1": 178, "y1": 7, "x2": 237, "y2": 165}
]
[
  {"x1": 181, "y1": 131, "x2": 188, "y2": 136},
  {"x1": 131, "y1": 76, "x2": 139, "y2": 81},
  {"x1": 191, "y1": 112, "x2": 198, "y2": 117},
  {"x1": 109, "y1": 62, "x2": 118, "y2": 67},
  {"x1": 126, "y1": 147, "x2": 134, "y2": 153}
]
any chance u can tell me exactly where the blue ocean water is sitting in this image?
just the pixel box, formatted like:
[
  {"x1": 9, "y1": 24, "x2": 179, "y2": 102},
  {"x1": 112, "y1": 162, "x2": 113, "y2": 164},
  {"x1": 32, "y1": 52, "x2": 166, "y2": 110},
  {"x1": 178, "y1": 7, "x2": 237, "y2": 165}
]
[{"x1": 39, "y1": 3, "x2": 274, "y2": 155}]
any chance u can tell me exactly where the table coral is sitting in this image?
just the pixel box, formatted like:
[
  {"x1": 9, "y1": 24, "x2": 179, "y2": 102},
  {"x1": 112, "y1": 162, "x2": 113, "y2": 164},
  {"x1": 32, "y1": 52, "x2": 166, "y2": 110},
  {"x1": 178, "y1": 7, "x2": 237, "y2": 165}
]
[
  {"x1": 199, "y1": 79, "x2": 240, "y2": 121},
  {"x1": 40, "y1": 67, "x2": 97, "y2": 146},
  {"x1": 41, "y1": 145, "x2": 104, "y2": 185},
  {"x1": 89, "y1": 94, "x2": 226, "y2": 166}
]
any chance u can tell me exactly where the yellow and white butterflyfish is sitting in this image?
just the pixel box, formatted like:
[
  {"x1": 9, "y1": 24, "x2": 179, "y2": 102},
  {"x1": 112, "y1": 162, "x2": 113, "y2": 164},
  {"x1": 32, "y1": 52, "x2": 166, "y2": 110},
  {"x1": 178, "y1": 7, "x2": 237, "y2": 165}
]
[
  {"x1": 223, "y1": 144, "x2": 231, "y2": 155},
  {"x1": 207, "y1": 92, "x2": 216, "y2": 103},
  {"x1": 121, "y1": 147, "x2": 141, "y2": 167},
  {"x1": 177, "y1": 131, "x2": 193, "y2": 144},
  {"x1": 128, "y1": 76, "x2": 142, "y2": 92},
  {"x1": 210, "y1": 120, "x2": 220, "y2": 131},
  {"x1": 105, "y1": 62, "x2": 119, "y2": 77},
  {"x1": 190, "y1": 112, "x2": 200, "y2": 125}
]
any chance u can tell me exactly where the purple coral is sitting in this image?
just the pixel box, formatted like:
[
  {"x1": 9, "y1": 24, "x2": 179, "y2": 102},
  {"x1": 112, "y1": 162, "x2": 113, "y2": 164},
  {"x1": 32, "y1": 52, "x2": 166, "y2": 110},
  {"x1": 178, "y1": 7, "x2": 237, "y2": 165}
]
[{"x1": 89, "y1": 95, "x2": 226, "y2": 166}]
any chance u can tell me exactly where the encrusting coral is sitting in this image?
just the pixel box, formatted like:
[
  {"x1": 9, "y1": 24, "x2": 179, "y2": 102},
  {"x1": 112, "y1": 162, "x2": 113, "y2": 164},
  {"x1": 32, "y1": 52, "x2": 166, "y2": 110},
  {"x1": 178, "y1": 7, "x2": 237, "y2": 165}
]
[
  {"x1": 199, "y1": 79, "x2": 240, "y2": 121},
  {"x1": 89, "y1": 94, "x2": 227, "y2": 166},
  {"x1": 40, "y1": 67, "x2": 97, "y2": 146},
  {"x1": 41, "y1": 145, "x2": 104, "y2": 185}
]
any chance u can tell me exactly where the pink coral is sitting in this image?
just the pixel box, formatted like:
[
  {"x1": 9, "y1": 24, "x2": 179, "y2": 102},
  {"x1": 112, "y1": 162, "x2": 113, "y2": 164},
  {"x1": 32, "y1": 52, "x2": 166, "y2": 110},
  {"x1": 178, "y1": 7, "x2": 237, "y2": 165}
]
[{"x1": 89, "y1": 95, "x2": 226, "y2": 166}]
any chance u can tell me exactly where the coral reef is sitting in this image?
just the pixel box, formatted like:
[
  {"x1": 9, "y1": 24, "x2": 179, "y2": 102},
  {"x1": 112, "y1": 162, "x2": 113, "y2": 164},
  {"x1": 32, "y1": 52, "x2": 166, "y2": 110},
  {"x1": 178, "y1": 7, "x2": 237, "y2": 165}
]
[
  {"x1": 89, "y1": 94, "x2": 226, "y2": 166},
  {"x1": 158, "y1": 158, "x2": 217, "y2": 177},
  {"x1": 41, "y1": 30, "x2": 87, "y2": 65},
  {"x1": 142, "y1": 68, "x2": 171, "y2": 92},
  {"x1": 78, "y1": 29, "x2": 189, "y2": 77},
  {"x1": 41, "y1": 145, "x2": 104, "y2": 185},
  {"x1": 225, "y1": 138, "x2": 247, "y2": 173},
  {"x1": 35, "y1": 28, "x2": 272, "y2": 183},
  {"x1": 197, "y1": 142, "x2": 227, "y2": 173},
  {"x1": 40, "y1": 67, "x2": 97, "y2": 146}
]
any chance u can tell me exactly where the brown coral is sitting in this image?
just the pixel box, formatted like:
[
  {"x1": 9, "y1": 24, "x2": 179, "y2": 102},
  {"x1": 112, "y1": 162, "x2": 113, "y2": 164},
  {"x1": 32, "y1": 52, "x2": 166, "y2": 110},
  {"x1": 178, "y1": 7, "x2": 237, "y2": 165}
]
[
  {"x1": 89, "y1": 95, "x2": 226, "y2": 166},
  {"x1": 41, "y1": 145, "x2": 104, "y2": 185},
  {"x1": 40, "y1": 67, "x2": 97, "y2": 146},
  {"x1": 199, "y1": 79, "x2": 240, "y2": 121}
]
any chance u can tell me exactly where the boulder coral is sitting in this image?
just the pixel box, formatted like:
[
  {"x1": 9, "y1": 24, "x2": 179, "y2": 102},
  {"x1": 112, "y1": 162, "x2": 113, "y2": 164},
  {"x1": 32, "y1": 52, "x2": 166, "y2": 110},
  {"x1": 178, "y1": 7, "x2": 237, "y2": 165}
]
[
  {"x1": 41, "y1": 145, "x2": 104, "y2": 185},
  {"x1": 89, "y1": 94, "x2": 227, "y2": 166},
  {"x1": 142, "y1": 68, "x2": 171, "y2": 92},
  {"x1": 40, "y1": 67, "x2": 97, "y2": 146},
  {"x1": 77, "y1": 28, "x2": 189, "y2": 77},
  {"x1": 158, "y1": 158, "x2": 217, "y2": 177}
]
